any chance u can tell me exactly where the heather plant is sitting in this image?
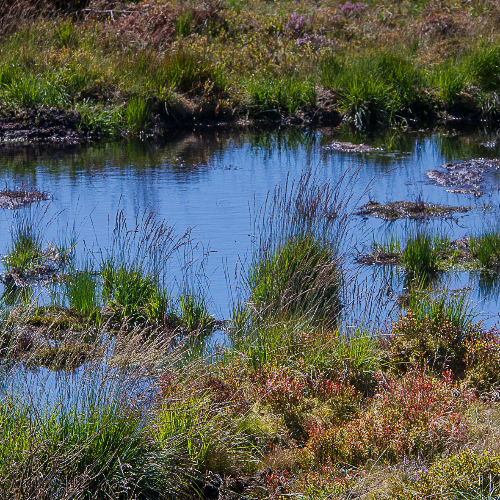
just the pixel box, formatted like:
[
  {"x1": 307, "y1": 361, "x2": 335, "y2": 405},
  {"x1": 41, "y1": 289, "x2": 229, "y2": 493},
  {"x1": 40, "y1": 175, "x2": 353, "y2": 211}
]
[
  {"x1": 305, "y1": 370, "x2": 475, "y2": 466},
  {"x1": 338, "y1": 2, "x2": 366, "y2": 17},
  {"x1": 383, "y1": 310, "x2": 479, "y2": 377}
]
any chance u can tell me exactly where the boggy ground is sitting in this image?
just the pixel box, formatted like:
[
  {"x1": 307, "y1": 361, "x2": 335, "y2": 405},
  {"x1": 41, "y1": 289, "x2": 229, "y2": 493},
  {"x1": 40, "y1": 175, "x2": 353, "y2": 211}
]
[
  {"x1": 2, "y1": 174, "x2": 500, "y2": 499},
  {"x1": 1, "y1": 0, "x2": 500, "y2": 143}
]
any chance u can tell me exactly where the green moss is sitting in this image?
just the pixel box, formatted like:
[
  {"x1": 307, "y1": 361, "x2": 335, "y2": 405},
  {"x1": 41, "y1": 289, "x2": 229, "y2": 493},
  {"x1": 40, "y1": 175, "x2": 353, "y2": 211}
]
[
  {"x1": 27, "y1": 343, "x2": 93, "y2": 371},
  {"x1": 24, "y1": 306, "x2": 86, "y2": 332}
]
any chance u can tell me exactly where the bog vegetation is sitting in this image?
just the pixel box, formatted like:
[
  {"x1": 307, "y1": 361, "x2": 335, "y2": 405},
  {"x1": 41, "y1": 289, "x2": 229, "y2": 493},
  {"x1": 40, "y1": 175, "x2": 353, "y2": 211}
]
[
  {"x1": 1, "y1": 171, "x2": 500, "y2": 499},
  {"x1": 0, "y1": 0, "x2": 500, "y2": 137}
]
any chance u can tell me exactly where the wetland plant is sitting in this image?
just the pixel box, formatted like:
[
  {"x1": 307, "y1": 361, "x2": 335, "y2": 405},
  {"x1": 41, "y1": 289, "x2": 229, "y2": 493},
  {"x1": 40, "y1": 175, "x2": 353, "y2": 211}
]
[
  {"x1": 470, "y1": 230, "x2": 500, "y2": 268},
  {"x1": 402, "y1": 231, "x2": 439, "y2": 280},
  {"x1": 179, "y1": 292, "x2": 214, "y2": 334},
  {"x1": 0, "y1": 394, "x2": 182, "y2": 498},
  {"x1": 101, "y1": 259, "x2": 165, "y2": 325},
  {"x1": 372, "y1": 233, "x2": 402, "y2": 259},
  {"x1": 5, "y1": 217, "x2": 43, "y2": 272},
  {"x1": 65, "y1": 265, "x2": 100, "y2": 323},
  {"x1": 407, "y1": 286, "x2": 475, "y2": 331},
  {"x1": 249, "y1": 234, "x2": 341, "y2": 326},
  {"x1": 248, "y1": 75, "x2": 317, "y2": 115},
  {"x1": 124, "y1": 96, "x2": 150, "y2": 134}
]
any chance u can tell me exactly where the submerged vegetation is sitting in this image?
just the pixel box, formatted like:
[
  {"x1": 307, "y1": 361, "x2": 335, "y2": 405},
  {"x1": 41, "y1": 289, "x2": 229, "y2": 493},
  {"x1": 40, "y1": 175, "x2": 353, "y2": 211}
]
[
  {"x1": 1, "y1": 170, "x2": 500, "y2": 498},
  {"x1": 0, "y1": 0, "x2": 500, "y2": 140}
]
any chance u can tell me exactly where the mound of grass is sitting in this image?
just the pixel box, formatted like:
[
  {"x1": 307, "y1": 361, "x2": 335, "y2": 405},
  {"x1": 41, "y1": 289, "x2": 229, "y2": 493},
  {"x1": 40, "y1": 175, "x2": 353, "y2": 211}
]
[
  {"x1": 5, "y1": 218, "x2": 43, "y2": 272},
  {"x1": 248, "y1": 234, "x2": 341, "y2": 327},
  {"x1": 402, "y1": 232, "x2": 439, "y2": 280},
  {"x1": 101, "y1": 259, "x2": 168, "y2": 326},
  {"x1": 470, "y1": 230, "x2": 500, "y2": 268},
  {"x1": 0, "y1": 399, "x2": 180, "y2": 498},
  {"x1": 65, "y1": 266, "x2": 100, "y2": 323}
]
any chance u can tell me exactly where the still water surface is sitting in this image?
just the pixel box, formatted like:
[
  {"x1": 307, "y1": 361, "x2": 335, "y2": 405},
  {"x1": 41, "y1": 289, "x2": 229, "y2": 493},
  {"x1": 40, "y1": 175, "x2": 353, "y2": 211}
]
[{"x1": 1, "y1": 125, "x2": 500, "y2": 329}]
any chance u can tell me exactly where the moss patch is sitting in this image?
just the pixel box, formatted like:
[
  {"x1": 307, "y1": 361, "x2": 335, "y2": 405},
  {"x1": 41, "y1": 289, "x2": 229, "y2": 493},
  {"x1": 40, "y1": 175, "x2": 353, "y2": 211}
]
[
  {"x1": 23, "y1": 305, "x2": 87, "y2": 333},
  {"x1": 27, "y1": 342, "x2": 94, "y2": 371}
]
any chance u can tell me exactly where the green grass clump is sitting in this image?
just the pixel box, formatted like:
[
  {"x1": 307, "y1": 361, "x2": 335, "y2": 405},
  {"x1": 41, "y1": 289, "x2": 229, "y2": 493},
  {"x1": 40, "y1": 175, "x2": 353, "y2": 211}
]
[
  {"x1": 124, "y1": 96, "x2": 151, "y2": 134},
  {"x1": 179, "y1": 292, "x2": 214, "y2": 334},
  {"x1": 77, "y1": 103, "x2": 122, "y2": 138},
  {"x1": 101, "y1": 259, "x2": 168, "y2": 325},
  {"x1": 407, "y1": 287, "x2": 474, "y2": 331},
  {"x1": 469, "y1": 43, "x2": 500, "y2": 93},
  {"x1": 248, "y1": 74, "x2": 317, "y2": 115},
  {"x1": 322, "y1": 50, "x2": 428, "y2": 128},
  {"x1": 5, "y1": 218, "x2": 43, "y2": 272},
  {"x1": 470, "y1": 230, "x2": 500, "y2": 268},
  {"x1": 65, "y1": 266, "x2": 100, "y2": 323},
  {"x1": 2, "y1": 73, "x2": 69, "y2": 109},
  {"x1": 372, "y1": 233, "x2": 402, "y2": 258},
  {"x1": 402, "y1": 232, "x2": 439, "y2": 280},
  {"x1": 160, "y1": 51, "x2": 225, "y2": 94},
  {"x1": 0, "y1": 399, "x2": 177, "y2": 498},
  {"x1": 248, "y1": 234, "x2": 341, "y2": 327},
  {"x1": 154, "y1": 391, "x2": 253, "y2": 475}
]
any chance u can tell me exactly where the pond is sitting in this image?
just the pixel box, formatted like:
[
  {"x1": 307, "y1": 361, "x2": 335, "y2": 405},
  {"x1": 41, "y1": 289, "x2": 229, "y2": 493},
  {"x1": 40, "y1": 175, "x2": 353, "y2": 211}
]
[{"x1": 0, "y1": 124, "x2": 499, "y2": 335}]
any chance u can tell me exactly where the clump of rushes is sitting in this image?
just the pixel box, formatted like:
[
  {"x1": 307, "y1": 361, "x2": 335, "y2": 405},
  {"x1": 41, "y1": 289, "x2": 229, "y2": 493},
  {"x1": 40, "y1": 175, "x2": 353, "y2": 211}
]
[
  {"x1": 248, "y1": 234, "x2": 341, "y2": 327},
  {"x1": 249, "y1": 170, "x2": 348, "y2": 328},
  {"x1": 65, "y1": 265, "x2": 100, "y2": 324},
  {"x1": 179, "y1": 292, "x2": 215, "y2": 334},
  {"x1": 0, "y1": 398, "x2": 185, "y2": 498},
  {"x1": 470, "y1": 230, "x2": 500, "y2": 268},
  {"x1": 154, "y1": 388, "x2": 254, "y2": 476},
  {"x1": 371, "y1": 233, "x2": 402, "y2": 261},
  {"x1": 401, "y1": 231, "x2": 439, "y2": 281},
  {"x1": 101, "y1": 259, "x2": 167, "y2": 326},
  {"x1": 4, "y1": 217, "x2": 43, "y2": 272},
  {"x1": 248, "y1": 74, "x2": 317, "y2": 115},
  {"x1": 124, "y1": 96, "x2": 150, "y2": 134}
]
